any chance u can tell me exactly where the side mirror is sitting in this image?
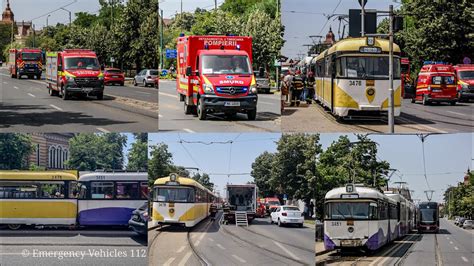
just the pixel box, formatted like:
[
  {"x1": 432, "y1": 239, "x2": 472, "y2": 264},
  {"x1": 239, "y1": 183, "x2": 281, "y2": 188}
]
[
  {"x1": 186, "y1": 66, "x2": 192, "y2": 76},
  {"x1": 101, "y1": 65, "x2": 105, "y2": 71},
  {"x1": 58, "y1": 65, "x2": 63, "y2": 72}
]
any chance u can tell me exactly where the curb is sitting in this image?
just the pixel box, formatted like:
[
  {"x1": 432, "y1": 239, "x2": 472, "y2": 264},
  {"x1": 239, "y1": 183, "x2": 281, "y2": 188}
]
[{"x1": 315, "y1": 243, "x2": 332, "y2": 256}]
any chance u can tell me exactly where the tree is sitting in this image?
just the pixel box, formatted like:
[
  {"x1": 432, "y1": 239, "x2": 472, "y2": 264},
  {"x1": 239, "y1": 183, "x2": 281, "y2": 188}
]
[
  {"x1": 0, "y1": 134, "x2": 34, "y2": 170},
  {"x1": 66, "y1": 133, "x2": 126, "y2": 171},
  {"x1": 399, "y1": 0, "x2": 473, "y2": 76},
  {"x1": 127, "y1": 134, "x2": 148, "y2": 171},
  {"x1": 192, "y1": 173, "x2": 214, "y2": 191},
  {"x1": 148, "y1": 143, "x2": 174, "y2": 185},
  {"x1": 0, "y1": 23, "x2": 13, "y2": 61},
  {"x1": 251, "y1": 151, "x2": 276, "y2": 197},
  {"x1": 191, "y1": 10, "x2": 243, "y2": 36}
]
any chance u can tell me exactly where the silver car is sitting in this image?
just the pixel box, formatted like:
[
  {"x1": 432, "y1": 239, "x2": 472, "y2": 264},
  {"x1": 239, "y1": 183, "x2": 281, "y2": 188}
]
[
  {"x1": 133, "y1": 69, "x2": 158, "y2": 87},
  {"x1": 254, "y1": 69, "x2": 271, "y2": 93},
  {"x1": 462, "y1": 220, "x2": 473, "y2": 229}
]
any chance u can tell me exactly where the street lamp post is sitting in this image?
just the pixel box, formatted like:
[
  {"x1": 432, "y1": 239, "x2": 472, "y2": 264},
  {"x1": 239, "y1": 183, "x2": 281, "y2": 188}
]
[
  {"x1": 46, "y1": 14, "x2": 51, "y2": 28},
  {"x1": 60, "y1": 7, "x2": 72, "y2": 26}
]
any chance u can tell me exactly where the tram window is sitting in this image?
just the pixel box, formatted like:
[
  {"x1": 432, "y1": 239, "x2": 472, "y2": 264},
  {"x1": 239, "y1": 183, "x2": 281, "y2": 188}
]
[
  {"x1": 155, "y1": 187, "x2": 195, "y2": 202},
  {"x1": 338, "y1": 56, "x2": 401, "y2": 79},
  {"x1": 78, "y1": 183, "x2": 87, "y2": 199},
  {"x1": 369, "y1": 202, "x2": 378, "y2": 220},
  {"x1": 40, "y1": 182, "x2": 65, "y2": 198},
  {"x1": 116, "y1": 182, "x2": 139, "y2": 199},
  {"x1": 91, "y1": 182, "x2": 114, "y2": 199},
  {"x1": 68, "y1": 181, "x2": 78, "y2": 198},
  {"x1": 0, "y1": 181, "x2": 39, "y2": 199},
  {"x1": 328, "y1": 202, "x2": 370, "y2": 220},
  {"x1": 140, "y1": 182, "x2": 149, "y2": 199}
]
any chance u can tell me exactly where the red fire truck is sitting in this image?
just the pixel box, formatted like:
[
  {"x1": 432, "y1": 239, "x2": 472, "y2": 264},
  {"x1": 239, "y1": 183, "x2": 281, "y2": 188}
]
[
  {"x1": 400, "y1": 57, "x2": 414, "y2": 98},
  {"x1": 8, "y1": 48, "x2": 43, "y2": 79},
  {"x1": 176, "y1": 35, "x2": 258, "y2": 120},
  {"x1": 453, "y1": 64, "x2": 474, "y2": 101},
  {"x1": 45, "y1": 49, "x2": 104, "y2": 100},
  {"x1": 412, "y1": 62, "x2": 457, "y2": 105}
]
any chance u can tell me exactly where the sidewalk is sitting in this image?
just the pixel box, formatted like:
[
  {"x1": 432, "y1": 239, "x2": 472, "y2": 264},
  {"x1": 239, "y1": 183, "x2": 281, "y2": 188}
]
[{"x1": 315, "y1": 241, "x2": 330, "y2": 256}]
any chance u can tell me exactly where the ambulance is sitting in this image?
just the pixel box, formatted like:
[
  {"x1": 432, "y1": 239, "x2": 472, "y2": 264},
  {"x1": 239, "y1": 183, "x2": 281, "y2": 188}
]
[
  {"x1": 45, "y1": 49, "x2": 104, "y2": 100},
  {"x1": 412, "y1": 62, "x2": 457, "y2": 105},
  {"x1": 176, "y1": 35, "x2": 258, "y2": 120}
]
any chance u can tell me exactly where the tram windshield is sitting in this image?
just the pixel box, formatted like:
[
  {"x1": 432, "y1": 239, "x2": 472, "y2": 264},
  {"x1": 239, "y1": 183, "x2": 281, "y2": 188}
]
[
  {"x1": 326, "y1": 202, "x2": 377, "y2": 220},
  {"x1": 154, "y1": 187, "x2": 195, "y2": 202},
  {"x1": 336, "y1": 56, "x2": 400, "y2": 79},
  {"x1": 420, "y1": 209, "x2": 437, "y2": 223}
]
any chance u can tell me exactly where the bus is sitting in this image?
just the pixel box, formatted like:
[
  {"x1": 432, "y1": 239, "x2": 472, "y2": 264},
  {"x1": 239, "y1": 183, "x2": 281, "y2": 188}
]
[
  {"x1": 417, "y1": 201, "x2": 439, "y2": 233},
  {"x1": 152, "y1": 173, "x2": 215, "y2": 227},
  {"x1": 313, "y1": 37, "x2": 402, "y2": 118},
  {"x1": 0, "y1": 170, "x2": 78, "y2": 230},
  {"x1": 77, "y1": 171, "x2": 148, "y2": 226}
]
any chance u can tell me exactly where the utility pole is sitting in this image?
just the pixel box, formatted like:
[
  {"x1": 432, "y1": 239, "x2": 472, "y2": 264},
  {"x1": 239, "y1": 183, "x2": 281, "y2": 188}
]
[
  {"x1": 388, "y1": 4, "x2": 394, "y2": 133},
  {"x1": 360, "y1": 0, "x2": 366, "y2": 36},
  {"x1": 181, "y1": 0, "x2": 183, "y2": 14},
  {"x1": 159, "y1": 8, "x2": 164, "y2": 70},
  {"x1": 46, "y1": 14, "x2": 51, "y2": 28},
  {"x1": 215, "y1": 0, "x2": 217, "y2": 10},
  {"x1": 60, "y1": 8, "x2": 71, "y2": 26}
]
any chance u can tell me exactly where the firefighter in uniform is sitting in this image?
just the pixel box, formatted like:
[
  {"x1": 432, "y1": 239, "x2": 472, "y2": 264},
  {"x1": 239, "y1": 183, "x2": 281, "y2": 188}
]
[{"x1": 291, "y1": 70, "x2": 305, "y2": 106}]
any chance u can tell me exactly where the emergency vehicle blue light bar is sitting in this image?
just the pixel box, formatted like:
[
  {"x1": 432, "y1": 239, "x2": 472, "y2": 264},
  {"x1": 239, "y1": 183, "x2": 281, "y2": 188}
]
[{"x1": 423, "y1": 61, "x2": 445, "y2": 65}]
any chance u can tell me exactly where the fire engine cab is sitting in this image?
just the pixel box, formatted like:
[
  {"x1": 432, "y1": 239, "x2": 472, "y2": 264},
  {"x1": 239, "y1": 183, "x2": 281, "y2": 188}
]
[
  {"x1": 45, "y1": 49, "x2": 104, "y2": 100},
  {"x1": 412, "y1": 62, "x2": 457, "y2": 105},
  {"x1": 9, "y1": 48, "x2": 43, "y2": 79},
  {"x1": 176, "y1": 35, "x2": 258, "y2": 120},
  {"x1": 454, "y1": 64, "x2": 474, "y2": 101}
]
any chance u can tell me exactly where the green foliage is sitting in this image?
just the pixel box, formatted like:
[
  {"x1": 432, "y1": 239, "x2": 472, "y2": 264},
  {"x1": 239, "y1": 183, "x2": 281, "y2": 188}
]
[
  {"x1": 444, "y1": 172, "x2": 473, "y2": 219},
  {"x1": 148, "y1": 143, "x2": 174, "y2": 185},
  {"x1": 127, "y1": 134, "x2": 148, "y2": 171},
  {"x1": 251, "y1": 151, "x2": 276, "y2": 197},
  {"x1": 192, "y1": 173, "x2": 214, "y2": 191},
  {"x1": 0, "y1": 23, "x2": 13, "y2": 61},
  {"x1": 399, "y1": 0, "x2": 474, "y2": 76},
  {"x1": 0, "y1": 134, "x2": 34, "y2": 170},
  {"x1": 66, "y1": 133, "x2": 127, "y2": 171}
]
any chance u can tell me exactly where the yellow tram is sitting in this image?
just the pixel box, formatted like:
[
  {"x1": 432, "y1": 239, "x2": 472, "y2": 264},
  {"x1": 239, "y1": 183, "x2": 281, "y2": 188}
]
[
  {"x1": 152, "y1": 173, "x2": 215, "y2": 227},
  {"x1": 314, "y1": 37, "x2": 402, "y2": 117},
  {"x1": 0, "y1": 170, "x2": 78, "y2": 230}
]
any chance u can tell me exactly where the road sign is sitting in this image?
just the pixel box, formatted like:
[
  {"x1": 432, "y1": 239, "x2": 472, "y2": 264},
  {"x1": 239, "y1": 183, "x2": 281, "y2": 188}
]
[
  {"x1": 283, "y1": 194, "x2": 287, "y2": 200},
  {"x1": 463, "y1": 57, "x2": 471, "y2": 64},
  {"x1": 166, "y1": 49, "x2": 177, "y2": 59},
  {"x1": 358, "y1": 0, "x2": 367, "y2": 7},
  {"x1": 274, "y1": 59, "x2": 281, "y2": 67},
  {"x1": 110, "y1": 57, "x2": 115, "y2": 63}
]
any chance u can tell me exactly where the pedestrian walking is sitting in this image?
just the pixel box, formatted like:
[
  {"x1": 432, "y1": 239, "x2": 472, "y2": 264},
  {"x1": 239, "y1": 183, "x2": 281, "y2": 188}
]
[{"x1": 291, "y1": 70, "x2": 304, "y2": 107}]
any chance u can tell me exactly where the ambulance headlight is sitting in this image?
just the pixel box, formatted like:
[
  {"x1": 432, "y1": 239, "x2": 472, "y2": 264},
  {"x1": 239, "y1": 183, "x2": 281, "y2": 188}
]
[
  {"x1": 249, "y1": 84, "x2": 258, "y2": 94},
  {"x1": 98, "y1": 76, "x2": 104, "y2": 81},
  {"x1": 66, "y1": 76, "x2": 74, "y2": 82},
  {"x1": 203, "y1": 84, "x2": 214, "y2": 94},
  {"x1": 461, "y1": 83, "x2": 468, "y2": 90}
]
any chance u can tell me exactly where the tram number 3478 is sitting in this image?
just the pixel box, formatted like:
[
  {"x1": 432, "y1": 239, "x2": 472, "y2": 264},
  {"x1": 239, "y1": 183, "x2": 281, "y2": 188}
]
[{"x1": 349, "y1": 80, "x2": 362, "y2": 86}]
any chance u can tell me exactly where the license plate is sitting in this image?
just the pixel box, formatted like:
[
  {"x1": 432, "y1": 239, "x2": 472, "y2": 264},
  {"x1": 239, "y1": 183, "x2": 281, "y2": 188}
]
[
  {"x1": 291, "y1": 219, "x2": 299, "y2": 222},
  {"x1": 432, "y1": 89, "x2": 442, "y2": 92},
  {"x1": 341, "y1": 240, "x2": 362, "y2": 247},
  {"x1": 83, "y1": 88, "x2": 93, "y2": 92},
  {"x1": 113, "y1": 76, "x2": 119, "y2": 78},
  {"x1": 225, "y1": 101, "x2": 240, "y2": 107}
]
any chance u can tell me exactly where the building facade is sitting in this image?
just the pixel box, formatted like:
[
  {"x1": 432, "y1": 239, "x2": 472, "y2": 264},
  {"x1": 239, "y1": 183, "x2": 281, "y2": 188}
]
[{"x1": 28, "y1": 133, "x2": 75, "y2": 169}]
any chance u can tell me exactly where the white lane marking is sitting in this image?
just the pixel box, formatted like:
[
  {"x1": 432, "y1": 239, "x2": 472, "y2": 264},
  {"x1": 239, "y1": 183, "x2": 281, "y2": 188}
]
[
  {"x1": 159, "y1": 114, "x2": 163, "y2": 118},
  {"x1": 27, "y1": 93, "x2": 36, "y2": 97},
  {"x1": 177, "y1": 251, "x2": 192, "y2": 266},
  {"x1": 176, "y1": 246, "x2": 185, "y2": 253},
  {"x1": 454, "y1": 246, "x2": 459, "y2": 250},
  {"x1": 273, "y1": 240, "x2": 301, "y2": 261},
  {"x1": 14, "y1": 86, "x2": 18, "y2": 90},
  {"x1": 216, "y1": 243, "x2": 225, "y2": 250},
  {"x1": 461, "y1": 256, "x2": 468, "y2": 262},
  {"x1": 163, "y1": 257, "x2": 176, "y2": 266},
  {"x1": 208, "y1": 238, "x2": 214, "y2": 242},
  {"x1": 183, "y1": 128, "x2": 195, "y2": 133},
  {"x1": 134, "y1": 91, "x2": 152, "y2": 95},
  {"x1": 446, "y1": 110, "x2": 468, "y2": 117},
  {"x1": 194, "y1": 231, "x2": 206, "y2": 247},
  {"x1": 232, "y1": 254, "x2": 247, "y2": 263},
  {"x1": 450, "y1": 241, "x2": 453, "y2": 244},
  {"x1": 96, "y1": 127, "x2": 110, "y2": 133},
  {"x1": 159, "y1": 91, "x2": 178, "y2": 98},
  {"x1": 3, "y1": 81, "x2": 7, "y2": 84},
  {"x1": 447, "y1": 237, "x2": 450, "y2": 240},
  {"x1": 29, "y1": 80, "x2": 44, "y2": 85},
  {"x1": 49, "y1": 104, "x2": 63, "y2": 111}
]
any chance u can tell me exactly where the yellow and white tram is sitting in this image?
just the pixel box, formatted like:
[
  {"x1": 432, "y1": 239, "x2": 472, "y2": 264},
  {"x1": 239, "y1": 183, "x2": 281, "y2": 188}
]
[
  {"x1": 314, "y1": 37, "x2": 402, "y2": 117},
  {"x1": 152, "y1": 173, "x2": 215, "y2": 227},
  {"x1": 0, "y1": 170, "x2": 78, "y2": 230}
]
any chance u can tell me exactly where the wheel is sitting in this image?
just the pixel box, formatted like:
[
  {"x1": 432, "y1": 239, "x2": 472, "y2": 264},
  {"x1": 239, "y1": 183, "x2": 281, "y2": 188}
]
[
  {"x1": 97, "y1": 92, "x2": 104, "y2": 100},
  {"x1": 143, "y1": 80, "x2": 147, "y2": 87},
  {"x1": 270, "y1": 219, "x2": 274, "y2": 224},
  {"x1": 8, "y1": 224, "x2": 21, "y2": 230},
  {"x1": 278, "y1": 219, "x2": 283, "y2": 227},
  {"x1": 62, "y1": 86, "x2": 70, "y2": 100},
  {"x1": 247, "y1": 108, "x2": 257, "y2": 120},
  {"x1": 411, "y1": 97, "x2": 416, "y2": 103},
  {"x1": 133, "y1": 79, "x2": 137, "y2": 86},
  {"x1": 450, "y1": 101, "x2": 456, "y2": 106},
  {"x1": 298, "y1": 223, "x2": 304, "y2": 228},
  {"x1": 48, "y1": 87, "x2": 57, "y2": 96},
  {"x1": 120, "y1": 82, "x2": 124, "y2": 86},
  {"x1": 197, "y1": 97, "x2": 207, "y2": 120},
  {"x1": 422, "y1": 95, "x2": 430, "y2": 105}
]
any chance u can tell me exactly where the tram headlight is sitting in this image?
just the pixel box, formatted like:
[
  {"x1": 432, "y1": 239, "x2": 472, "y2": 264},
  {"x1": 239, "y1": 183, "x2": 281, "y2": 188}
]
[
  {"x1": 348, "y1": 226, "x2": 354, "y2": 233},
  {"x1": 170, "y1": 173, "x2": 178, "y2": 182}
]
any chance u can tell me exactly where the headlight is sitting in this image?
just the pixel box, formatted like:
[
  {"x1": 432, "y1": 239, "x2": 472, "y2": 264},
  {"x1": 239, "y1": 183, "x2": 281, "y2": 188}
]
[
  {"x1": 461, "y1": 83, "x2": 468, "y2": 90},
  {"x1": 66, "y1": 76, "x2": 74, "y2": 82},
  {"x1": 427, "y1": 86, "x2": 431, "y2": 91},
  {"x1": 249, "y1": 84, "x2": 258, "y2": 94},
  {"x1": 203, "y1": 84, "x2": 214, "y2": 94},
  {"x1": 98, "y1": 76, "x2": 104, "y2": 81}
]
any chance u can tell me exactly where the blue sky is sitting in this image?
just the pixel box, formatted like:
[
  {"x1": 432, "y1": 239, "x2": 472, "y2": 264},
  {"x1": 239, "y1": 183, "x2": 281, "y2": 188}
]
[
  {"x1": 282, "y1": 0, "x2": 404, "y2": 59},
  {"x1": 149, "y1": 133, "x2": 473, "y2": 203},
  {"x1": 159, "y1": 0, "x2": 224, "y2": 18}
]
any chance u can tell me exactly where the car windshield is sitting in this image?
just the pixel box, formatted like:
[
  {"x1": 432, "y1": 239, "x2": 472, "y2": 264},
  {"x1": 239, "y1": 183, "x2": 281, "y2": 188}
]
[
  {"x1": 21, "y1": 52, "x2": 41, "y2": 61},
  {"x1": 337, "y1": 56, "x2": 401, "y2": 79},
  {"x1": 154, "y1": 187, "x2": 195, "y2": 203},
  {"x1": 149, "y1": 70, "x2": 158, "y2": 76},
  {"x1": 282, "y1": 207, "x2": 300, "y2": 211},
  {"x1": 458, "y1": 70, "x2": 474, "y2": 80},
  {"x1": 64, "y1": 57, "x2": 100, "y2": 70},
  {"x1": 268, "y1": 201, "x2": 280, "y2": 205},
  {"x1": 432, "y1": 76, "x2": 455, "y2": 85},
  {"x1": 201, "y1": 55, "x2": 251, "y2": 75},
  {"x1": 327, "y1": 202, "x2": 370, "y2": 220}
]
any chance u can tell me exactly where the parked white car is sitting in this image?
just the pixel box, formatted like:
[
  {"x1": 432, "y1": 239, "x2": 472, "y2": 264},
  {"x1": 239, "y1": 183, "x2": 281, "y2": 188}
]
[
  {"x1": 270, "y1": 205, "x2": 304, "y2": 227},
  {"x1": 462, "y1": 220, "x2": 473, "y2": 229}
]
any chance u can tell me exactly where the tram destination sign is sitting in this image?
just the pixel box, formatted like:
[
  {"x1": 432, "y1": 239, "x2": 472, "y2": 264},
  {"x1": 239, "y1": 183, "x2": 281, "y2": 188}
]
[
  {"x1": 359, "y1": 46, "x2": 382, "y2": 53},
  {"x1": 341, "y1": 194, "x2": 359, "y2": 199}
]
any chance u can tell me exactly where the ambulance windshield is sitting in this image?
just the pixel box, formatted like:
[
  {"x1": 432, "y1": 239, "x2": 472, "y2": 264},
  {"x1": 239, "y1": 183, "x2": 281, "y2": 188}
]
[
  {"x1": 64, "y1": 57, "x2": 100, "y2": 70},
  {"x1": 201, "y1": 55, "x2": 251, "y2": 75}
]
